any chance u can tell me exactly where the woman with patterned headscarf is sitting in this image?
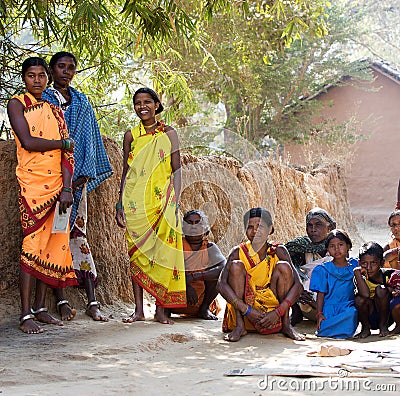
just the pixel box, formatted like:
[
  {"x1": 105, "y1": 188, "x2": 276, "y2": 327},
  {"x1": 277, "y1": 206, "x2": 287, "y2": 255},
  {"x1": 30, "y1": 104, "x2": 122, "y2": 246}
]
[{"x1": 285, "y1": 207, "x2": 336, "y2": 325}]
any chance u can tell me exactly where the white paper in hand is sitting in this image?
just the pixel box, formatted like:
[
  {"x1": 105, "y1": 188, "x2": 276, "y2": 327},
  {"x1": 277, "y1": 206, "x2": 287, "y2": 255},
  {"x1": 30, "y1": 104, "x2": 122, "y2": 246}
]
[{"x1": 52, "y1": 202, "x2": 71, "y2": 234}]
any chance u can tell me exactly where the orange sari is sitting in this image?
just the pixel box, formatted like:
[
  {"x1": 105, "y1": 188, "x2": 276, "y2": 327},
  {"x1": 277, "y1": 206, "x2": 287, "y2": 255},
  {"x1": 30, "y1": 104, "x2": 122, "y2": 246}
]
[
  {"x1": 13, "y1": 92, "x2": 77, "y2": 288},
  {"x1": 171, "y1": 237, "x2": 220, "y2": 316}
]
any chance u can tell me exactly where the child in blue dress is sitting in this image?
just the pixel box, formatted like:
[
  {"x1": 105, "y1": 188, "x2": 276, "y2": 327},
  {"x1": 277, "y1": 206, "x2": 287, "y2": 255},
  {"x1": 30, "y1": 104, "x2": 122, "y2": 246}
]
[{"x1": 310, "y1": 229, "x2": 358, "y2": 338}]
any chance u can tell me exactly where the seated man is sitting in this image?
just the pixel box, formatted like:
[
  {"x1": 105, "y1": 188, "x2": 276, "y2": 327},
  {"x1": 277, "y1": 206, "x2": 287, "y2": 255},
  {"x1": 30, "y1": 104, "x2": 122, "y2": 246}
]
[
  {"x1": 171, "y1": 210, "x2": 226, "y2": 320},
  {"x1": 217, "y1": 207, "x2": 304, "y2": 342},
  {"x1": 285, "y1": 207, "x2": 336, "y2": 325}
]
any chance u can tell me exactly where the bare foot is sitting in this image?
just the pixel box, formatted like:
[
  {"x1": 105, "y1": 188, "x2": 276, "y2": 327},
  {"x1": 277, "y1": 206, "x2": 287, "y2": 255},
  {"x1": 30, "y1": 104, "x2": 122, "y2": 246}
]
[
  {"x1": 224, "y1": 325, "x2": 247, "y2": 342},
  {"x1": 197, "y1": 307, "x2": 218, "y2": 320},
  {"x1": 354, "y1": 327, "x2": 371, "y2": 339},
  {"x1": 122, "y1": 312, "x2": 145, "y2": 323},
  {"x1": 155, "y1": 306, "x2": 174, "y2": 324},
  {"x1": 32, "y1": 308, "x2": 63, "y2": 326},
  {"x1": 379, "y1": 326, "x2": 390, "y2": 337},
  {"x1": 19, "y1": 314, "x2": 44, "y2": 334},
  {"x1": 281, "y1": 324, "x2": 305, "y2": 340},
  {"x1": 86, "y1": 303, "x2": 109, "y2": 322},
  {"x1": 57, "y1": 301, "x2": 76, "y2": 321}
]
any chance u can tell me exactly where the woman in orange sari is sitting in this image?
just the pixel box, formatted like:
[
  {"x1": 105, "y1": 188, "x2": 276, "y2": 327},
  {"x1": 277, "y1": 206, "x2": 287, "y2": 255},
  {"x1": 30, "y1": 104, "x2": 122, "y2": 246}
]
[
  {"x1": 7, "y1": 57, "x2": 76, "y2": 334},
  {"x1": 171, "y1": 210, "x2": 225, "y2": 320}
]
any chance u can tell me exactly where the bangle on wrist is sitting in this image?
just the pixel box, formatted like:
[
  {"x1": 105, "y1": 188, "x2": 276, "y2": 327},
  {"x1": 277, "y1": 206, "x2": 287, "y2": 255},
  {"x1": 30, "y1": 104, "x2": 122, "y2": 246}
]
[
  {"x1": 231, "y1": 297, "x2": 241, "y2": 309},
  {"x1": 275, "y1": 304, "x2": 285, "y2": 317},
  {"x1": 243, "y1": 305, "x2": 251, "y2": 316},
  {"x1": 116, "y1": 201, "x2": 123, "y2": 211},
  {"x1": 61, "y1": 139, "x2": 71, "y2": 150},
  {"x1": 62, "y1": 186, "x2": 72, "y2": 193},
  {"x1": 283, "y1": 299, "x2": 292, "y2": 308}
]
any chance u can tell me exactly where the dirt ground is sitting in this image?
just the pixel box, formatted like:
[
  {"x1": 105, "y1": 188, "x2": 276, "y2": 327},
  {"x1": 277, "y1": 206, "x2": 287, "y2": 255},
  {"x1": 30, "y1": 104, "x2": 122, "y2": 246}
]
[
  {"x1": 1, "y1": 223, "x2": 399, "y2": 396},
  {"x1": 1, "y1": 299, "x2": 399, "y2": 396}
]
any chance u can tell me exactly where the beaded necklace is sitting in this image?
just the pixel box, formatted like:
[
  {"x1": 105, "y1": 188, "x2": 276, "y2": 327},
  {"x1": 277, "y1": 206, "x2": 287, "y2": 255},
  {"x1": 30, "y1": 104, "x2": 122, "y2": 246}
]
[{"x1": 139, "y1": 121, "x2": 162, "y2": 136}]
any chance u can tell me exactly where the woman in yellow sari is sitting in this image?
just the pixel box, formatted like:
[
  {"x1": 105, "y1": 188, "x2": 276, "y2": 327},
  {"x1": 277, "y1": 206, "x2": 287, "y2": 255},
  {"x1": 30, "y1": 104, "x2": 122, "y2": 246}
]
[
  {"x1": 218, "y1": 207, "x2": 305, "y2": 342},
  {"x1": 7, "y1": 57, "x2": 76, "y2": 334},
  {"x1": 116, "y1": 88, "x2": 186, "y2": 324}
]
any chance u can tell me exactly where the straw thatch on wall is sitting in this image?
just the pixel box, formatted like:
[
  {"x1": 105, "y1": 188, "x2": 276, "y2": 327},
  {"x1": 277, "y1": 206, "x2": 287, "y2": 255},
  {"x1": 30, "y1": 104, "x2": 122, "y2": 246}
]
[{"x1": 0, "y1": 137, "x2": 359, "y2": 317}]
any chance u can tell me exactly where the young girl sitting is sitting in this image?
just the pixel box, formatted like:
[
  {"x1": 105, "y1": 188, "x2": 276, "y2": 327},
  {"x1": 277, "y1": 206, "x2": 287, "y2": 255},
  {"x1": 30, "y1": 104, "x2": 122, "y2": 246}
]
[
  {"x1": 353, "y1": 242, "x2": 393, "y2": 338},
  {"x1": 310, "y1": 229, "x2": 358, "y2": 339},
  {"x1": 383, "y1": 210, "x2": 400, "y2": 269}
]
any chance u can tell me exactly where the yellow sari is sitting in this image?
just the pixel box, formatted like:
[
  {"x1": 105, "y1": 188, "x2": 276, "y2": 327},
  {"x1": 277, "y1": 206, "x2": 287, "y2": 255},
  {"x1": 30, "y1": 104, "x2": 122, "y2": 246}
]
[
  {"x1": 13, "y1": 92, "x2": 77, "y2": 288},
  {"x1": 123, "y1": 122, "x2": 186, "y2": 308},
  {"x1": 222, "y1": 241, "x2": 281, "y2": 333}
]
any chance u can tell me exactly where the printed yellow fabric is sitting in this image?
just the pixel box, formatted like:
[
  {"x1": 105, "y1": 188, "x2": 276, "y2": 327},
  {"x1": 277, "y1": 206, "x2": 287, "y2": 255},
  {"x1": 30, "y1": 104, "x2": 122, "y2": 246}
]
[
  {"x1": 223, "y1": 241, "x2": 281, "y2": 333},
  {"x1": 123, "y1": 122, "x2": 186, "y2": 308},
  {"x1": 13, "y1": 92, "x2": 77, "y2": 288}
]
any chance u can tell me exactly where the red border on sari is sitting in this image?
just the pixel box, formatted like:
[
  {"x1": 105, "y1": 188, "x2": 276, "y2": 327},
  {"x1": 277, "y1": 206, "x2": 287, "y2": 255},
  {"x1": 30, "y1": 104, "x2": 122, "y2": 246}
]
[
  {"x1": 131, "y1": 263, "x2": 186, "y2": 308},
  {"x1": 19, "y1": 194, "x2": 58, "y2": 237}
]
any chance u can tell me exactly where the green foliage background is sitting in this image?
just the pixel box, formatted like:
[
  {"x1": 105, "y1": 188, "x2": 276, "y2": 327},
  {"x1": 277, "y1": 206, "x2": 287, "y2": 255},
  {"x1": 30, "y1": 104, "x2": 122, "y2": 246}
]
[{"x1": 1, "y1": 0, "x2": 399, "y2": 149}]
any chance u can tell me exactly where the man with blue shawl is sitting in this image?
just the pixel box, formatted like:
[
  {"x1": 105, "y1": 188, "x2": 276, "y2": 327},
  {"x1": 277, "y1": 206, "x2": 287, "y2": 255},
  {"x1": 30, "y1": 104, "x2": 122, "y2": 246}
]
[{"x1": 43, "y1": 52, "x2": 113, "y2": 322}]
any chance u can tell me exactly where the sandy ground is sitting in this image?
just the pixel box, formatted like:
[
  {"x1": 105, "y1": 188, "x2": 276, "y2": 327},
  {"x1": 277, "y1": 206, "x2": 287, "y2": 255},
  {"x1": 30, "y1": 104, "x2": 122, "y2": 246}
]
[
  {"x1": 1, "y1": 223, "x2": 399, "y2": 396},
  {"x1": 1, "y1": 300, "x2": 400, "y2": 396}
]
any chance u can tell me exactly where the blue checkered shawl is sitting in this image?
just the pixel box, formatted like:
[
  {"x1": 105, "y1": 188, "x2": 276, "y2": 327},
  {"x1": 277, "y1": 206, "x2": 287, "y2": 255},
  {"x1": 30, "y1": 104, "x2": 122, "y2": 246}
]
[{"x1": 43, "y1": 86, "x2": 113, "y2": 225}]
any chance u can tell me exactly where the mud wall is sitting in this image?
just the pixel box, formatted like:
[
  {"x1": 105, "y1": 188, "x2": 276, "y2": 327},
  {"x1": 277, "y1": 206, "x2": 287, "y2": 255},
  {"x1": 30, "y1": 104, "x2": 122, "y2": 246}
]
[{"x1": 0, "y1": 138, "x2": 360, "y2": 315}]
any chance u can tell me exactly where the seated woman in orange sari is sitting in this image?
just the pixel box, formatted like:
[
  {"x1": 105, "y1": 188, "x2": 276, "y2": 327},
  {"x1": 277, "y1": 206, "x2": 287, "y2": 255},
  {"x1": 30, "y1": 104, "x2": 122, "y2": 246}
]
[
  {"x1": 170, "y1": 210, "x2": 226, "y2": 320},
  {"x1": 7, "y1": 57, "x2": 76, "y2": 334},
  {"x1": 217, "y1": 207, "x2": 304, "y2": 342}
]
